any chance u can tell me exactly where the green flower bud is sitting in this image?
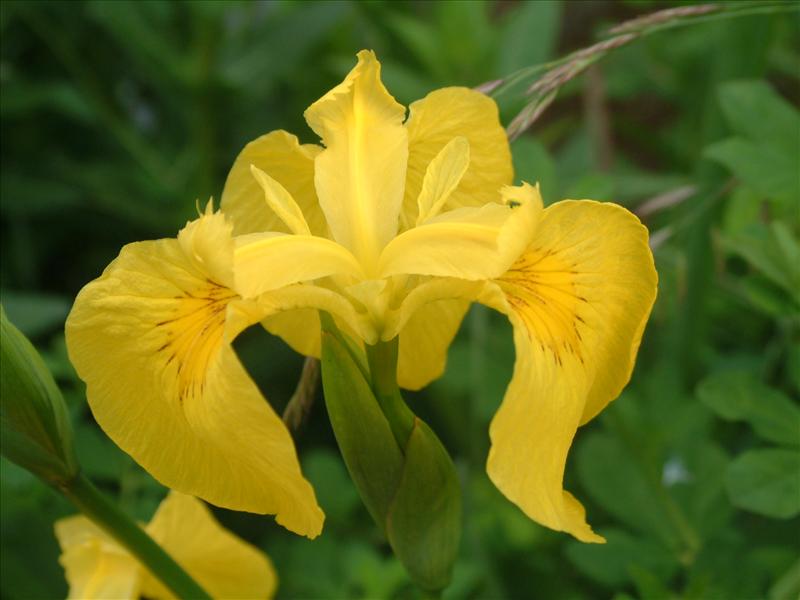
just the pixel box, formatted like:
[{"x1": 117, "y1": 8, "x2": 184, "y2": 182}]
[
  {"x1": 320, "y1": 314, "x2": 461, "y2": 592},
  {"x1": 1, "y1": 305, "x2": 78, "y2": 485}
]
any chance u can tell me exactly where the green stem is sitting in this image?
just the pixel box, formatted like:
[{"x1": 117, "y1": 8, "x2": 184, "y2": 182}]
[
  {"x1": 366, "y1": 339, "x2": 415, "y2": 447},
  {"x1": 60, "y1": 473, "x2": 212, "y2": 600}
]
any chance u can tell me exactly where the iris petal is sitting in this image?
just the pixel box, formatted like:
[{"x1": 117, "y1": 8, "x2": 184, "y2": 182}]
[
  {"x1": 402, "y1": 87, "x2": 513, "y2": 229},
  {"x1": 55, "y1": 517, "x2": 139, "y2": 600},
  {"x1": 221, "y1": 130, "x2": 325, "y2": 236},
  {"x1": 480, "y1": 200, "x2": 657, "y2": 542},
  {"x1": 304, "y1": 50, "x2": 408, "y2": 272},
  {"x1": 142, "y1": 492, "x2": 277, "y2": 600},
  {"x1": 65, "y1": 213, "x2": 324, "y2": 538}
]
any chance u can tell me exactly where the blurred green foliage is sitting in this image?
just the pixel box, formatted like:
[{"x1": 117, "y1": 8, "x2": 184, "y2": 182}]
[{"x1": 1, "y1": 1, "x2": 799, "y2": 599}]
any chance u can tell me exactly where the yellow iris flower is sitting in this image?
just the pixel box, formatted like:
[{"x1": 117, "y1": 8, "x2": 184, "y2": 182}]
[
  {"x1": 65, "y1": 50, "x2": 657, "y2": 544},
  {"x1": 54, "y1": 491, "x2": 276, "y2": 599}
]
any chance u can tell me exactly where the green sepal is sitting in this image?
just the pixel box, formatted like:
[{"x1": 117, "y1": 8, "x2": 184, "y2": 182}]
[
  {"x1": 319, "y1": 314, "x2": 404, "y2": 528},
  {"x1": 387, "y1": 417, "x2": 462, "y2": 592},
  {"x1": 0, "y1": 304, "x2": 78, "y2": 485}
]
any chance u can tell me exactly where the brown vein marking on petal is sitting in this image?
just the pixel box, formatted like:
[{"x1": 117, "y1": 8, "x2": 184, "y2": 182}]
[
  {"x1": 497, "y1": 245, "x2": 587, "y2": 366},
  {"x1": 155, "y1": 282, "x2": 238, "y2": 405}
]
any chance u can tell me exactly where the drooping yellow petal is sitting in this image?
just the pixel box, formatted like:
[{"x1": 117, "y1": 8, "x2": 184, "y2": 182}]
[
  {"x1": 378, "y1": 183, "x2": 542, "y2": 281},
  {"x1": 383, "y1": 277, "x2": 484, "y2": 389},
  {"x1": 397, "y1": 298, "x2": 470, "y2": 390},
  {"x1": 54, "y1": 516, "x2": 140, "y2": 600},
  {"x1": 415, "y1": 136, "x2": 470, "y2": 225},
  {"x1": 480, "y1": 200, "x2": 657, "y2": 542},
  {"x1": 262, "y1": 308, "x2": 321, "y2": 357},
  {"x1": 220, "y1": 130, "x2": 326, "y2": 236},
  {"x1": 304, "y1": 50, "x2": 408, "y2": 272},
  {"x1": 249, "y1": 164, "x2": 311, "y2": 236},
  {"x1": 402, "y1": 87, "x2": 513, "y2": 229},
  {"x1": 65, "y1": 212, "x2": 324, "y2": 538},
  {"x1": 142, "y1": 492, "x2": 277, "y2": 600}
]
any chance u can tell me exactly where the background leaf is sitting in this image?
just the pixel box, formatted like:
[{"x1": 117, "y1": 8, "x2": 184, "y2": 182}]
[
  {"x1": 698, "y1": 370, "x2": 800, "y2": 447},
  {"x1": 725, "y1": 449, "x2": 800, "y2": 519}
]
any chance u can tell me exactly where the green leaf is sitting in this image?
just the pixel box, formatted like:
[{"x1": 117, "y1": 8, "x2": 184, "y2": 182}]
[
  {"x1": 384, "y1": 14, "x2": 449, "y2": 81},
  {"x1": 769, "y1": 557, "x2": 800, "y2": 600},
  {"x1": 564, "y1": 172, "x2": 616, "y2": 203},
  {"x1": 434, "y1": 0, "x2": 494, "y2": 82},
  {"x1": 386, "y1": 418, "x2": 462, "y2": 592},
  {"x1": 0, "y1": 80, "x2": 92, "y2": 123},
  {"x1": 673, "y1": 441, "x2": 733, "y2": 539},
  {"x1": 575, "y1": 431, "x2": 679, "y2": 547},
  {"x1": 720, "y1": 222, "x2": 800, "y2": 304},
  {"x1": 788, "y1": 341, "x2": 800, "y2": 395},
  {"x1": 717, "y1": 80, "x2": 800, "y2": 153},
  {"x1": 705, "y1": 137, "x2": 799, "y2": 202},
  {"x1": 565, "y1": 528, "x2": 678, "y2": 587},
  {"x1": 630, "y1": 565, "x2": 673, "y2": 600},
  {"x1": 725, "y1": 448, "x2": 800, "y2": 519},
  {"x1": 319, "y1": 323, "x2": 404, "y2": 530},
  {"x1": 85, "y1": 0, "x2": 188, "y2": 88},
  {"x1": 497, "y1": 1, "x2": 561, "y2": 75},
  {"x1": 722, "y1": 186, "x2": 764, "y2": 236},
  {"x1": 738, "y1": 273, "x2": 798, "y2": 319},
  {"x1": 697, "y1": 370, "x2": 800, "y2": 447}
]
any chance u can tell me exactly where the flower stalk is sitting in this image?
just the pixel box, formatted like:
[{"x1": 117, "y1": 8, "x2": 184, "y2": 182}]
[
  {"x1": 366, "y1": 338, "x2": 414, "y2": 446},
  {"x1": 59, "y1": 474, "x2": 213, "y2": 600}
]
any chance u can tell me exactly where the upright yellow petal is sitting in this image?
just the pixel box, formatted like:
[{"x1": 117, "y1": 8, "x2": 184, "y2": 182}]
[
  {"x1": 480, "y1": 200, "x2": 657, "y2": 542},
  {"x1": 249, "y1": 165, "x2": 311, "y2": 236},
  {"x1": 54, "y1": 516, "x2": 140, "y2": 600},
  {"x1": 221, "y1": 130, "x2": 326, "y2": 237},
  {"x1": 142, "y1": 492, "x2": 277, "y2": 600},
  {"x1": 402, "y1": 87, "x2": 512, "y2": 229},
  {"x1": 262, "y1": 308, "x2": 322, "y2": 357},
  {"x1": 65, "y1": 212, "x2": 324, "y2": 538},
  {"x1": 415, "y1": 136, "x2": 470, "y2": 225},
  {"x1": 304, "y1": 50, "x2": 408, "y2": 272},
  {"x1": 379, "y1": 183, "x2": 542, "y2": 281}
]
